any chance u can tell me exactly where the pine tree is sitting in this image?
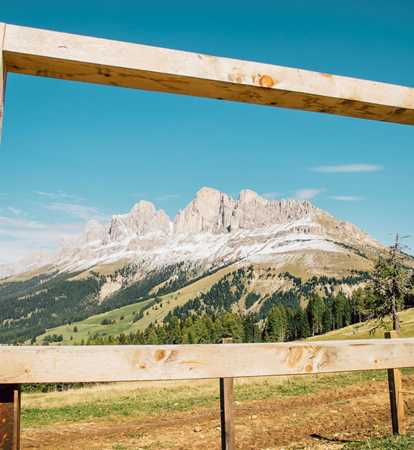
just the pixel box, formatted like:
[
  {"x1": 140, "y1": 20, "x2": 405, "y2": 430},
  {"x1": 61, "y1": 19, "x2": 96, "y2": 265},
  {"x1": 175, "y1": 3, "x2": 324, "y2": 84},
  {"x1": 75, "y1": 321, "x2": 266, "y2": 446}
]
[
  {"x1": 333, "y1": 293, "x2": 348, "y2": 329},
  {"x1": 263, "y1": 305, "x2": 288, "y2": 342},
  {"x1": 322, "y1": 297, "x2": 333, "y2": 333},
  {"x1": 367, "y1": 234, "x2": 412, "y2": 331},
  {"x1": 220, "y1": 312, "x2": 244, "y2": 342},
  {"x1": 306, "y1": 295, "x2": 325, "y2": 336}
]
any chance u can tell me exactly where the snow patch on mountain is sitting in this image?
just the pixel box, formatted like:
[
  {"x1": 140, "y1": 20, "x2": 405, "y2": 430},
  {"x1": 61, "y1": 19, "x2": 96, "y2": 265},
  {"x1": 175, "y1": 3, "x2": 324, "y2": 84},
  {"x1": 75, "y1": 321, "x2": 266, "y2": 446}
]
[{"x1": 1, "y1": 187, "x2": 382, "y2": 278}]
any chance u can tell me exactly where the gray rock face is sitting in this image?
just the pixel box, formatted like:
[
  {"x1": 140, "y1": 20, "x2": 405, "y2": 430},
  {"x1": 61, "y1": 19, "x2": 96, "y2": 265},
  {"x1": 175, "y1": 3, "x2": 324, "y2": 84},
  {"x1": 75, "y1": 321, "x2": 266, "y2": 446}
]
[
  {"x1": 174, "y1": 187, "x2": 236, "y2": 234},
  {"x1": 109, "y1": 200, "x2": 172, "y2": 241},
  {"x1": 83, "y1": 187, "x2": 319, "y2": 243},
  {"x1": 174, "y1": 187, "x2": 317, "y2": 234},
  {"x1": 2, "y1": 186, "x2": 386, "y2": 278}
]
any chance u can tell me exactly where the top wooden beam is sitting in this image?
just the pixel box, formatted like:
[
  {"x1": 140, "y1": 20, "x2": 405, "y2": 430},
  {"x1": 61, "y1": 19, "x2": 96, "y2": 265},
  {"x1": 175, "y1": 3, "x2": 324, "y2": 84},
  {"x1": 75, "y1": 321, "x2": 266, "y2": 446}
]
[
  {"x1": 1, "y1": 339, "x2": 414, "y2": 383},
  {"x1": 2, "y1": 23, "x2": 414, "y2": 126}
]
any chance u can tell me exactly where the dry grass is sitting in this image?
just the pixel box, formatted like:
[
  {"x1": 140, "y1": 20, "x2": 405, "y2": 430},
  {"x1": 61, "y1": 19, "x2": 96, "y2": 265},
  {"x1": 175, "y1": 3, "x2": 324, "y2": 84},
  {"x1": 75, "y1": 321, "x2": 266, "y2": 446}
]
[
  {"x1": 309, "y1": 307, "x2": 414, "y2": 341},
  {"x1": 22, "y1": 371, "x2": 390, "y2": 427}
]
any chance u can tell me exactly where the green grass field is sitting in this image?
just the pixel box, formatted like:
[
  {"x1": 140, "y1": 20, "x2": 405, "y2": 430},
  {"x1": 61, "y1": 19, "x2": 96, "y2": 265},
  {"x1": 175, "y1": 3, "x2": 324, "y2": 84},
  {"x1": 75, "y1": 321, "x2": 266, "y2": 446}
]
[
  {"x1": 37, "y1": 299, "x2": 153, "y2": 344},
  {"x1": 39, "y1": 301, "x2": 414, "y2": 345},
  {"x1": 21, "y1": 370, "x2": 390, "y2": 427},
  {"x1": 37, "y1": 264, "x2": 235, "y2": 344},
  {"x1": 21, "y1": 370, "x2": 414, "y2": 449},
  {"x1": 309, "y1": 307, "x2": 414, "y2": 341},
  {"x1": 343, "y1": 435, "x2": 414, "y2": 449},
  {"x1": 27, "y1": 306, "x2": 414, "y2": 449}
]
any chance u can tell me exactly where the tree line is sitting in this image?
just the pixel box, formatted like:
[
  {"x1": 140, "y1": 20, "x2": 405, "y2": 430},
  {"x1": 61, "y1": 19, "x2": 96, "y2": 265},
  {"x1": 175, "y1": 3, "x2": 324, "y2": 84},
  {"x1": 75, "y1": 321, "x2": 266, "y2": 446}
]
[{"x1": 84, "y1": 284, "x2": 413, "y2": 346}]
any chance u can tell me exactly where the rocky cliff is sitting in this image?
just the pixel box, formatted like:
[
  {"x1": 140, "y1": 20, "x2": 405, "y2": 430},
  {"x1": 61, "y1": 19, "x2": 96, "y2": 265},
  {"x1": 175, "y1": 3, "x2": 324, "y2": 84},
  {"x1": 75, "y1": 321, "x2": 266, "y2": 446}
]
[
  {"x1": 174, "y1": 187, "x2": 317, "y2": 234},
  {"x1": 1, "y1": 187, "x2": 386, "y2": 278}
]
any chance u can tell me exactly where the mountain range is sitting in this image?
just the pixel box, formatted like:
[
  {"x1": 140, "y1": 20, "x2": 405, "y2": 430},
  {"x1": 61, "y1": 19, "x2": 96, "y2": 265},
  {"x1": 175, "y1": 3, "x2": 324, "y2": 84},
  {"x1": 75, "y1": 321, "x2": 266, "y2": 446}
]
[
  {"x1": 1, "y1": 186, "x2": 383, "y2": 279},
  {"x1": 1, "y1": 186, "x2": 411, "y2": 344}
]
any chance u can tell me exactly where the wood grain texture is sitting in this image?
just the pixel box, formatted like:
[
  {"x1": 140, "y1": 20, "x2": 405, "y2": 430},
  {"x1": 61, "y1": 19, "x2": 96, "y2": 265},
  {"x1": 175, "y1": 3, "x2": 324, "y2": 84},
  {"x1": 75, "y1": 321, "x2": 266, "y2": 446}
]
[
  {"x1": 2, "y1": 340, "x2": 414, "y2": 383},
  {"x1": 0, "y1": 23, "x2": 5, "y2": 140},
  {"x1": 3, "y1": 24, "x2": 414, "y2": 125},
  {"x1": 220, "y1": 338, "x2": 235, "y2": 450},
  {"x1": 385, "y1": 331, "x2": 406, "y2": 434},
  {"x1": 220, "y1": 377, "x2": 235, "y2": 450},
  {"x1": 0, "y1": 384, "x2": 20, "y2": 450}
]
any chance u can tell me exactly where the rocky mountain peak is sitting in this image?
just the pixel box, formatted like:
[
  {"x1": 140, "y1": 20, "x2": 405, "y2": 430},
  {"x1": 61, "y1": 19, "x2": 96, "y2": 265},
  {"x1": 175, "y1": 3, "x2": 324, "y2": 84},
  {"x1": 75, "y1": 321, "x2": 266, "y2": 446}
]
[
  {"x1": 195, "y1": 186, "x2": 223, "y2": 199},
  {"x1": 2, "y1": 186, "x2": 389, "y2": 279},
  {"x1": 239, "y1": 189, "x2": 265, "y2": 204},
  {"x1": 174, "y1": 187, "x2": 236, "y2": 234},
  {"x1": 130, "y1": 200, "x2": 157, "y2": 215},
  {"x1": 109, "y1": 200, "x2": 172, "y2": 241},
  {"x1": 174, "y1": 187, "x2": 319, "y2": 234}
]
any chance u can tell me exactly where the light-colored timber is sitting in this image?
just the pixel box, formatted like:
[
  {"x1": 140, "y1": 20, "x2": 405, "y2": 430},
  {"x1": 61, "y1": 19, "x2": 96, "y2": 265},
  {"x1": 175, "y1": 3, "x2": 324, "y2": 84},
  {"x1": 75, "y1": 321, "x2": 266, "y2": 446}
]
[
  {"x1": 385, "y1": 331, "x2": 406, "y2": 434},
  {"x1": 0, "y1": 23, "x2": 6, "y2": 139},
  {"x1": 1, "y1": 23, "x2": 414, "y2": 126},
  {"x1": 2, "y1": 340, "x2": 414, "y2": 383}
]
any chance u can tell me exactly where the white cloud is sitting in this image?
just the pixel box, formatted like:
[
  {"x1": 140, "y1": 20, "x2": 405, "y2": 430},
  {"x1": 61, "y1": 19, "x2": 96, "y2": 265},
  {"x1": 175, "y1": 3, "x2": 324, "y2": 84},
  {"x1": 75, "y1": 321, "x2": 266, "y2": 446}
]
[
  {"x1": 34, "y1": 190, "x2": 84, "y2": 202},
  {"x1": 310, "y1": 164, "x2": 383, "y2": 173},
  {"x1": 0, "y1": 194, "x2": 108, "y2": 263},
  {"x1": 295, "y1": 188, "x2": 324, "y2": 200},
  {"x1": 44, "y1": 202, "x2": 105, "y2": 221},
  {"x1": 262, "y1": 192, "x2": 283, "y2": 200},
  {"x1": 0, "y1": 241, "x2": 40, "y2": 264},
  {"x1": 330, "y1": 195, "x2": 363, "y2": 202},
  {"x1": 0, "y1": 215, "x2": 83, "y2": 263}
]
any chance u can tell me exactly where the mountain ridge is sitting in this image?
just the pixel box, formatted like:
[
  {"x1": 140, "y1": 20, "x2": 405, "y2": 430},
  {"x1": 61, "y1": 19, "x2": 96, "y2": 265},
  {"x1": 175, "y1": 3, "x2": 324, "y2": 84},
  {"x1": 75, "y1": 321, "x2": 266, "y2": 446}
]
[
  {"x1": 2, "y1": 187, "x2": 413, "y2": 344},
  {"x1": 1, "y1": 186, "x2": 383, "y2": 279}
]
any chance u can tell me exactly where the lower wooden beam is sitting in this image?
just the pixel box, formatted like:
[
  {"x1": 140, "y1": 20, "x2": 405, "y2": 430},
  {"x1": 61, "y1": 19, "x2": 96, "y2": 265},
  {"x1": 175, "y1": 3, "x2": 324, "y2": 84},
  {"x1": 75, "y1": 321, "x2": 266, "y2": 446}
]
[
  {"x1": 385, "y1": 331, "x2": 406, "y2": 434},
  {"x1": 2, "y1": 340, "x2": 414, "y2": 383},
  {"x1": 0, "y1": 384, "x2": 21, "y2": 450}
]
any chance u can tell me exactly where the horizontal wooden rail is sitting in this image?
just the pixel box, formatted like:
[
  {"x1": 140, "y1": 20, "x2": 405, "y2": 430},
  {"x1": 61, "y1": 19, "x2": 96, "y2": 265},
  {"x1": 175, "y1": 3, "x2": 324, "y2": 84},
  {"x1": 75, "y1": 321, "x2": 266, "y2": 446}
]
[
  {"x1": 1, "y1": 339, "x2": 414, "y2": 383},
  {"x1": 1, "y1": 23, "x2": 414, "y2": 130}
]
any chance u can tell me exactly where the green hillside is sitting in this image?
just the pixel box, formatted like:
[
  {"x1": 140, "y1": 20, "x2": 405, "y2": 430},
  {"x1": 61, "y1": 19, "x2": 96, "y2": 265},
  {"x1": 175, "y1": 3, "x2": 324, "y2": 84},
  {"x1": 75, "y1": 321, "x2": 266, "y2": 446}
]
[
  {"x1": 37, "y1": 264, "x2": 236, "y2": 344},
  {"x1": 37, "y1": 266, "x2": 376, "y2": 346},
  {"x1": 36, "y1": 299, "x2": 153, "y2": 344},
  {"x1": 309, "y1": 307, "x2": 414, "y2": 341},
  {"x1": 18, "y1": 256, "x2": 412, "y2": 347}
]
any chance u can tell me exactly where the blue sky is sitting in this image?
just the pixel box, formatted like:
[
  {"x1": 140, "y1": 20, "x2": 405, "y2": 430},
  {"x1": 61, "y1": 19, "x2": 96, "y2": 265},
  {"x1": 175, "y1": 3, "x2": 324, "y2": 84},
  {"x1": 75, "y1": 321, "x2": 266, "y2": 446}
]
[{"x1": 0, "y1": 0, "x2": 413, "y2": 262}]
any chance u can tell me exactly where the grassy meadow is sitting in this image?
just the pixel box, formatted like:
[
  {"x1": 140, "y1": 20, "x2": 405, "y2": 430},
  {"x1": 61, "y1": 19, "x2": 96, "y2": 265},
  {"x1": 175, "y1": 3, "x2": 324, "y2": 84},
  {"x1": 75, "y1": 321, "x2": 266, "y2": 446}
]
[
  {"x1": 21, "y1": 369, "x2": 414, "y2": 449},
  {"x1": 22, "y1": 371, "x2": 387, "y2": 427},
  {"x1": 37, "y1": 265, "x2": 236, "y2": 344},
  {"x1": 309, "y1": 307, "x2": 414, "y2": 341}
]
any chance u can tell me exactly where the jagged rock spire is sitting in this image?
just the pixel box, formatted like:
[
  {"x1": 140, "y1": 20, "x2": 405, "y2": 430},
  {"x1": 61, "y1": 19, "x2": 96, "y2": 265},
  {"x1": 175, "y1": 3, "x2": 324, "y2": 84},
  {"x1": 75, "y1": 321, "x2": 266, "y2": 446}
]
[{"x1": 174, "y1": 187, "x2": 316, "y2": 234}]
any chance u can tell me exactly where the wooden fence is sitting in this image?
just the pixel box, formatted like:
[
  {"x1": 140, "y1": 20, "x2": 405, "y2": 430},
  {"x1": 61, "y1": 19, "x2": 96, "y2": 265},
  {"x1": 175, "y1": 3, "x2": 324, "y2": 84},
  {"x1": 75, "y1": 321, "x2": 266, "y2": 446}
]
[
  {"x1": 1, "y1": 22, "x2": 414, "y2": 137},
  {"x1": 0, "y1": 337, "x2": 412, "y2": 449},
  {"x1": 1, "y1": 21, "x2": 414, "y2": 450}
]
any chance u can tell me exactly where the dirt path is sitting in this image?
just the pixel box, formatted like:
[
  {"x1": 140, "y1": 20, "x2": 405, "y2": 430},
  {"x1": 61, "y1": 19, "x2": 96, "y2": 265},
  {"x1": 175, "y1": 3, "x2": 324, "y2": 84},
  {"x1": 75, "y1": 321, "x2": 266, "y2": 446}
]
[{"x1": 21, "y1": 379, "x2": 414, "y2": 450}]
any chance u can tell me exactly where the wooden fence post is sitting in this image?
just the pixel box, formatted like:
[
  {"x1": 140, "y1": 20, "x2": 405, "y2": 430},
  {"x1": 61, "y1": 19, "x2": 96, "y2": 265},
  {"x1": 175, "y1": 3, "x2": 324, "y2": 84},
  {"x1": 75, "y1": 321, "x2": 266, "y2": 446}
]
[
  {"x1": 385, "y1": 331, "x2": 406, "y2": 435},
  {"x1": 220, "y1": 337, "x2": 235, "y2": 450},
  {"x1": 1, "y1": 23, "x2": 6, "y2": 141},
  {"x1": 0, "y1": 384, "x2": 21, "y2": 450}
]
